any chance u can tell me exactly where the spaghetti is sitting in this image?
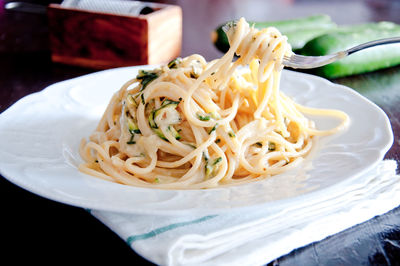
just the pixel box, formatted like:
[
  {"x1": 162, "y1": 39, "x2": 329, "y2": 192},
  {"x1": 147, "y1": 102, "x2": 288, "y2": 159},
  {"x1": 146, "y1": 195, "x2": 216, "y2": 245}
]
[{"x1": 79, "y1": 18, "x2": 349, "y2": 189}]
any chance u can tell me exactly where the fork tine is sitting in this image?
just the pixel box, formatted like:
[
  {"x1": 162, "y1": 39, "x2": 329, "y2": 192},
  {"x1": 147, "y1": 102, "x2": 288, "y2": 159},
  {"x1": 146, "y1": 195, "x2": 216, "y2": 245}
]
[
  {"x1": 283, "y1": 53, "x2": 346, "y2": 69},
  {"x1": 283, "y1": 37, "x2": 400, "y2": 69}
]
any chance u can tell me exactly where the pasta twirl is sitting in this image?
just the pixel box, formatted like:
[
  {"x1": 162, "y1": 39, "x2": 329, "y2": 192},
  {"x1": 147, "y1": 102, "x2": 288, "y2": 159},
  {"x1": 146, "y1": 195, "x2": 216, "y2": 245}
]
[{"x1": 79, "y1": 18, "x2": 349, "y2": 189}]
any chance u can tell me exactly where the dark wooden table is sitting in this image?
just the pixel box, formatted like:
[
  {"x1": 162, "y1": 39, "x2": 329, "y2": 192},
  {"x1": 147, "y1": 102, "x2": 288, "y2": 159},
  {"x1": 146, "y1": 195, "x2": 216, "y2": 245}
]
[{"x1": 1, "y1": 0, "x2": 400, "y2": 264}]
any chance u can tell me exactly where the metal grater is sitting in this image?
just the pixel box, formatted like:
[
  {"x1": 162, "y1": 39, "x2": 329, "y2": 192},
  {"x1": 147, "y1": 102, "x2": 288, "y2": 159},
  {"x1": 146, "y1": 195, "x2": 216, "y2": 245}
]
[{"x1": 61, "y1": 0, "x2": 151, "y2": 16}]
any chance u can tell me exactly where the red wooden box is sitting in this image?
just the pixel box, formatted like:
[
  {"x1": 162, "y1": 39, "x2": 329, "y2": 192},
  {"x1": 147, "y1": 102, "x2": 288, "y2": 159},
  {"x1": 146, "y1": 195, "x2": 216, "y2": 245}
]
[{"x1": 47, "y1": 3, "x2": 182, "y2": 69}]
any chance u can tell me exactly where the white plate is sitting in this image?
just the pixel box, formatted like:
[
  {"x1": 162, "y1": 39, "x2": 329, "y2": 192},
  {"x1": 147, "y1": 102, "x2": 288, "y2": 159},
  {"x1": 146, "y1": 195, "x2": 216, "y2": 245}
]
[{"x1": 0, "y1": 66, "x2": 393, "y2": 215}]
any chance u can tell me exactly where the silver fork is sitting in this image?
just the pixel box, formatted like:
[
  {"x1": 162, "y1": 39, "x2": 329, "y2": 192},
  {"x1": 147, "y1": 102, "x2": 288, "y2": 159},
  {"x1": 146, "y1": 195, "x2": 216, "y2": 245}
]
[{"x1": 283, "y1": 36, "x2": 400, "y2": 69}]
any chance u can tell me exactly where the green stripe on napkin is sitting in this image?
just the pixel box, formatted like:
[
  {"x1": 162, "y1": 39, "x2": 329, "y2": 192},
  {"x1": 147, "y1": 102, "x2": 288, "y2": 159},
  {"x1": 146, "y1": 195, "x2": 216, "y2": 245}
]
[{"x1": 126, "y1": 215, "x2": 217, "y2": 245}]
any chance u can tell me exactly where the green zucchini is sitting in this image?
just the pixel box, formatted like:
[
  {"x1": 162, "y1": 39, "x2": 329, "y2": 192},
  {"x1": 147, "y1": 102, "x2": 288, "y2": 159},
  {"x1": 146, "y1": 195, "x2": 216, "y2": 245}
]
[
  {"x1": 212, "y1": 14, "x2": 337, "y2": 52},
  {"x1": 148, "y1": 111, "x2": 167, "y2": 141},
  {"x1": 127, "y1": 117, "x2": 141, "y2": 134},
  {"x1": 152, "y1": 128, "x2": 167, "y2": 141},
  {"x1": 160, "y1": 99, "x2": 180, "y2": 107},
  {"x1": 299, "y1": 21, "x2": 400, "y2": 78},
  {"x1": 148, "y1": 99, "x2": 181, "y2": 141},
  {"x1": 137, "y1": 70, "x2": 160, "y2": 91},
  {"x1": 255, "y1": 142, "x2": 263, "y2": 148},
  {"x1": 167, "y1": 125, "x2": 181, "y2": 140},
  {"x1": 126, "y1": 115, "x2": 141, "y2": 145},
  {"x1": 168, "y1": 57, "x2": 182, "y2": 69},
  {"x1": 205, "y1": 157, "x2": 222, "y2": 179},
  {"x1": 268, "y1": 142, "x2": 276, "y2": 151},
  {"x1": 127, "y1": 94, "x2": 138, "y2": 108}
]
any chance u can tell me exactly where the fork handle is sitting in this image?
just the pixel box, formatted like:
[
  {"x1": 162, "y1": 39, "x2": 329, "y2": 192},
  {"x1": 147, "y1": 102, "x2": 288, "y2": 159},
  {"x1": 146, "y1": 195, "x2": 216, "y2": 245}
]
[{"x1": 347, "y1": 36, "x2": 400, "y2": 55}]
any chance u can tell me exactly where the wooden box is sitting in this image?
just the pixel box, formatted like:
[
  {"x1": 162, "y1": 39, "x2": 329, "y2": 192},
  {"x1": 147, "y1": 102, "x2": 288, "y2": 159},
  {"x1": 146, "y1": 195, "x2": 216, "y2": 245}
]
[{"x1": 47, "y1": 2, "x2": 182, "y2": 69}]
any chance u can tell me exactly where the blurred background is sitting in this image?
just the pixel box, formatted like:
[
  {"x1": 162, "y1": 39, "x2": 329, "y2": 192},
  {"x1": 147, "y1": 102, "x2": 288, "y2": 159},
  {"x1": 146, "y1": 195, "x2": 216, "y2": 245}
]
[
  {"x1": 1, "y1": 0, "x2": 400, "y2": 60},
  {"x1": 2, "y1": 0, "x2": 400, "y2": 110},
  {"x1": 167, "y1": 0, "x2": 400, "y2": 60}
]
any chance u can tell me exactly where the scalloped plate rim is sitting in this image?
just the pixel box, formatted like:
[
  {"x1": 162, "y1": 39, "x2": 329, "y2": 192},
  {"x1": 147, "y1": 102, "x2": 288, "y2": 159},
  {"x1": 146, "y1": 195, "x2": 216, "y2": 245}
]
[{"x1": 0, "y1": 66, "x2": 394, "y2": 215}]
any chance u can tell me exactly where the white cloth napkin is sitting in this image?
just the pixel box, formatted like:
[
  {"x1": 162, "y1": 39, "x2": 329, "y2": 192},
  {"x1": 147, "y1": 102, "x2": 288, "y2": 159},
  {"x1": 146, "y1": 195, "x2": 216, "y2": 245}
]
[{"x1": 90, "y1": 160, "x2": 400, "y2": 266}]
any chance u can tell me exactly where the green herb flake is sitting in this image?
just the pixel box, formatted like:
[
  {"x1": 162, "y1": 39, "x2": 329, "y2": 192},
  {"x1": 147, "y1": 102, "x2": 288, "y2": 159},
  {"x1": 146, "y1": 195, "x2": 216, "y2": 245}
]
[
  {"x1": 127, "y1": 132, "x2": 136, "y2": 144},
  {"x1": 129, "y1": 128, "x2": 141, "y2": 135},
  {"x1": 202, "y1": 151, "x2": 210, "y2": 162},
  {"x1": 205, "y1": 164, "x2": 212, "y2": 177},
  {"x1": 190, "y1": 64, "x2": 202, "y2": 79},
  {"x1": 228, "y1": 131, "x2": 236, "y2": 138},
  {"x1": 208, "y1": 123, "x2": 218, "y2": 134},
  {"x1": 204, "y1": 156, "x2": 222, "y2": 179},
  {"x1": 268, "y1": 142, "x2": 276, "y2": 151},
  {"x1": 190, "y1": 72, "x2": 199, "y2": 79},
  {"x1": 141, "y1": 93, "x2": 145, "y2": 105},
  {"x1": 197, "y1": 112, "x2": 211, "y2": 121},
  {"x1": 167, "y1": 57, "x2": 182, "y2": 69},
  {"x1": 212, "y1": 157, "x2": 222, "y2": 165}
]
